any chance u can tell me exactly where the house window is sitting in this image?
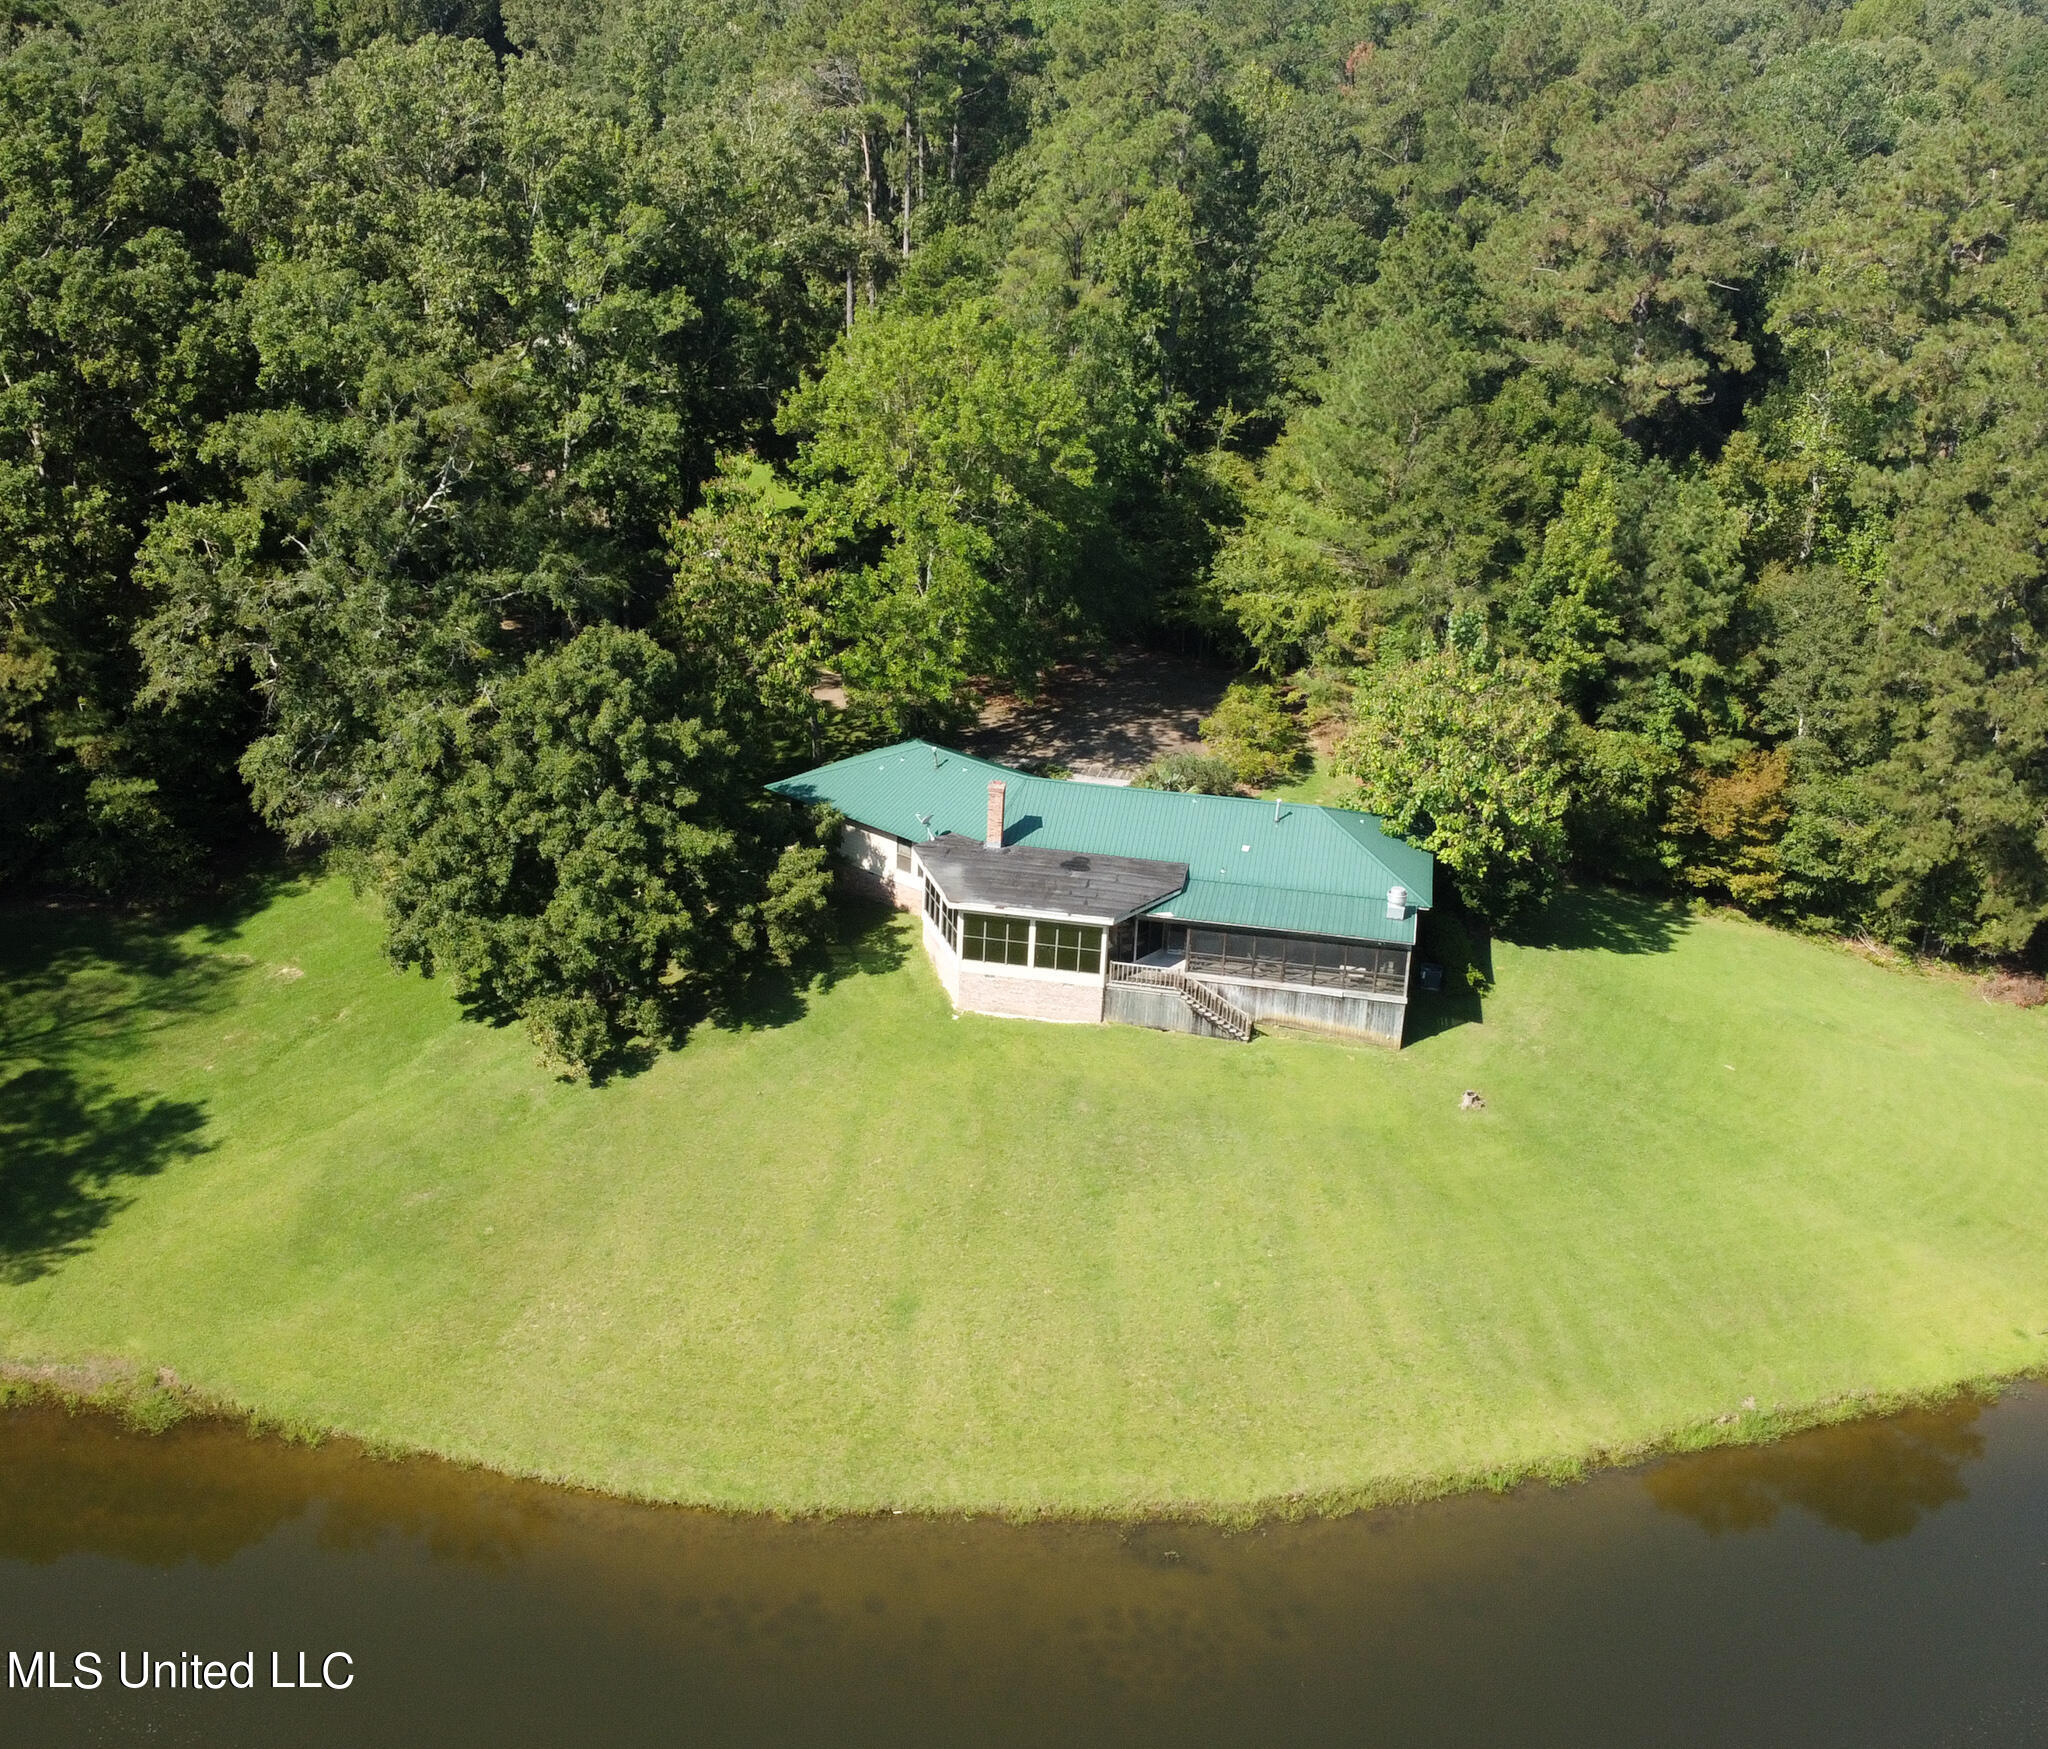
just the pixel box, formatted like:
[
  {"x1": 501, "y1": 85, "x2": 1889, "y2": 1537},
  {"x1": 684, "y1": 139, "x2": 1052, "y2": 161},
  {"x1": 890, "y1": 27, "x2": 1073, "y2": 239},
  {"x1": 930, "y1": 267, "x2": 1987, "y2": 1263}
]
[
  {"x1": 895, "y1": 841, "x2": 912, "y2": 872},
  {"x1": 960, "y1": 913, "x2": 1030, "y2": 966},
  {"x1": 1033, "y1": 922, "x2": 1102, "y2": 974}
]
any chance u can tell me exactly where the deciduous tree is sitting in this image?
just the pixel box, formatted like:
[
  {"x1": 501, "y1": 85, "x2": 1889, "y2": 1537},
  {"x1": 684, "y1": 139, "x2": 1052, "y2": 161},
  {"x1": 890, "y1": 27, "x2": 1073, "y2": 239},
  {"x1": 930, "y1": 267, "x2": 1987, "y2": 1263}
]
[
  {"x1": 1337, "y1": 629, "x2": 1575, "y2": 923},
  {"x1": 376, "y1": 625, "x2": 831, "y2": 1077}
]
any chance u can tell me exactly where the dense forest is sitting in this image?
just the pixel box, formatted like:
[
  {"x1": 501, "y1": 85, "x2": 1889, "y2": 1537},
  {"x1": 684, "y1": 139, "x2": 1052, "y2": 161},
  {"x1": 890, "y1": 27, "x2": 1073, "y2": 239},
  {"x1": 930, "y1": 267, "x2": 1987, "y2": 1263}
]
[{"x1": 4, "y1": 0, "x2": 2044, "y2": 1065}]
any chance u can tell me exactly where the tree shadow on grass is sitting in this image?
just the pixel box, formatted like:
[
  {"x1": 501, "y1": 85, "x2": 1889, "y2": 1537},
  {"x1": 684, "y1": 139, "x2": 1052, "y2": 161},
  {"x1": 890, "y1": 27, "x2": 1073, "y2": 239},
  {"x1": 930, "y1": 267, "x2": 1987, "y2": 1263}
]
[
  {"x1": 0, "y1": 873, "x2": 294, "y2": 1279},
  {"x1": 1407, "y1": 906, "x2": 1495, "y2": 1044},
  {"x1": 1500, "y1": 884, "x2": 1692, "y2": 957},
  {"x1": 1404, "y1": 984, "x2": 1483, "y2": 1045},
  {"x1": 1645, "y1": 1399, "x2": 1987, "y2": 1544},
  {"x1": 706, "y1": 897, "x2": 913, "y2": 1038},
  {"x1": 0, "y1": 1065, "x2": 210, "y2": 1283},
  {"x1": 414, "y1": 896, "x2": 917, "y2": 1085},
  {"x1": 1407, "y1": 886, "x2": 1691, "y2": 1044},
  {"x1": 0, "y1": 869, "x2": 306, "y2": 1067}
]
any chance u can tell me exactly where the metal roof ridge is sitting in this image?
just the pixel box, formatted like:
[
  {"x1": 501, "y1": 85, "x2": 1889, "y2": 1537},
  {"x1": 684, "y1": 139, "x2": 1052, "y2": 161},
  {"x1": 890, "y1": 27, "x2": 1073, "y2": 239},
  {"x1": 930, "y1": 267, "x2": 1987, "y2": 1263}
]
[
  {"x1": 1181, "y1": 868, "x2": 1399, "y2": 894},
  {"x1": 804, "y1": 738, "x2": 1018, "y2": 775},
  {"x1": 787, "y1": 739, "x2": 1401, "y2": 826}
]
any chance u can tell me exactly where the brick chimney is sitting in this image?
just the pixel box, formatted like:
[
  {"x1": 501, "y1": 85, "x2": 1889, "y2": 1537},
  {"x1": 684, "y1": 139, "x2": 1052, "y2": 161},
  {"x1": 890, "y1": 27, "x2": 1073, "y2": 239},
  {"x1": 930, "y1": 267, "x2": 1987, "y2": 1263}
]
[{"x1": 985, "y1": 780, "x2": 1006, "y2": 850}]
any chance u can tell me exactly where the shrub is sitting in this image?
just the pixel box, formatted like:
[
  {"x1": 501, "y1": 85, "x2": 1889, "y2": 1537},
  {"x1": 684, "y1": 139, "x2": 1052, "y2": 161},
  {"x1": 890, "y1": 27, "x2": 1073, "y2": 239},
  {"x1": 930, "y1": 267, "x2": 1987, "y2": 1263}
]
[
  {"x1": 1132, "y1": 752, "x2": 1241, "y2": 794},
  {"x1": 1420, "y1": 907, "x2": 1494, "y2": 997},
  {"x1": 1198, "y1": 682, "x2": 1309, "y2": 789},
  {"x1": 1566, "y1": 725, "x2": 1682, "y2": 886}
]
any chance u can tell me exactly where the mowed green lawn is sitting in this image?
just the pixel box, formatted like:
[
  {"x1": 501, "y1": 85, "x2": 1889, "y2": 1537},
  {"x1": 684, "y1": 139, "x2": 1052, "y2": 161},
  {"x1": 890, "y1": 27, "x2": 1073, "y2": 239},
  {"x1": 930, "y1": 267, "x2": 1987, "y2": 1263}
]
[{"x1": 4, "y1": 875, "x2": 2047, "y2": 1515}]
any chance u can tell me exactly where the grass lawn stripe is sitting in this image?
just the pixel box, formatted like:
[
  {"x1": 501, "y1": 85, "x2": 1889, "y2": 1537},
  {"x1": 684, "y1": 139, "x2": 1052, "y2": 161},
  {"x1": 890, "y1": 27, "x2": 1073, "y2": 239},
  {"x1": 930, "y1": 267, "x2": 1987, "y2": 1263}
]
[{"x1": 3, "y1": 874, "x2": 2047, "y2": 1514}]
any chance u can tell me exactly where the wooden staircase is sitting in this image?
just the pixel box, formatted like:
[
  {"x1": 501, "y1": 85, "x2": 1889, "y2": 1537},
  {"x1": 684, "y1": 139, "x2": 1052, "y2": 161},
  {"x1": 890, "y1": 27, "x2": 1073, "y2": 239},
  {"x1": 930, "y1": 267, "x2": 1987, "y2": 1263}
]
[{"x1": 1108, "y1": 963, "x2": 1254, "y2": 1041}]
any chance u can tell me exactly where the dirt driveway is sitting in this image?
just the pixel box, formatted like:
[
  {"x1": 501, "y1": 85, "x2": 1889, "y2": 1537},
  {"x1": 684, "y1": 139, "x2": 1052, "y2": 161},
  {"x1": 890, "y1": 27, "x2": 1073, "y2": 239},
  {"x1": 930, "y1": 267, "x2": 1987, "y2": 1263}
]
[{"x1": 962, "y1": 649, "x2": 1236, "y2": 782}]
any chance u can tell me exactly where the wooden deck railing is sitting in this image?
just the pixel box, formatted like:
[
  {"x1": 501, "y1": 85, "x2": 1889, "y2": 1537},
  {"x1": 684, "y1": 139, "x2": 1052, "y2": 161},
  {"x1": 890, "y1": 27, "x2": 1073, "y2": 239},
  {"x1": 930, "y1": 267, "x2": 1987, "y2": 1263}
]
[{"x1": 1107, "y1": 962, "x2": 1253, "y2": 1041}]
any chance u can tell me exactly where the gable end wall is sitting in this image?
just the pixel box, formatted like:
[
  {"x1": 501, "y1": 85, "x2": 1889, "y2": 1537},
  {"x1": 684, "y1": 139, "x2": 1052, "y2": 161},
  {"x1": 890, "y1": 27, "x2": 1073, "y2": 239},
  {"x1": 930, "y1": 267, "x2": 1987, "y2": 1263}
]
[{"x1": 839, "y1": 822, "x2": 918, "y2": 910}]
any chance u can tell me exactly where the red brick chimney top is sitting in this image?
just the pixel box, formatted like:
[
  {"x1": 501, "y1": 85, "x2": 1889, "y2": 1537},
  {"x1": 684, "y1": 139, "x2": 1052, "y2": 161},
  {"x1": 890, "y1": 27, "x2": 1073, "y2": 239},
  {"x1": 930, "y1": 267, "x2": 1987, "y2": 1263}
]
[{"x1": 985, "y1": 780, "x2": 1006, "y2": 850}]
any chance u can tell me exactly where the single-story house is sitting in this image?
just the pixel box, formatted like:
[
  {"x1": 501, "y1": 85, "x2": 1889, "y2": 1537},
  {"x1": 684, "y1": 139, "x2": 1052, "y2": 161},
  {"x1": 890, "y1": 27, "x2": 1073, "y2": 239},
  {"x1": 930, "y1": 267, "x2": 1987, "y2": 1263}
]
[{"x1": 769, "y1": 741, "x2": 1436, "y2": 1044}]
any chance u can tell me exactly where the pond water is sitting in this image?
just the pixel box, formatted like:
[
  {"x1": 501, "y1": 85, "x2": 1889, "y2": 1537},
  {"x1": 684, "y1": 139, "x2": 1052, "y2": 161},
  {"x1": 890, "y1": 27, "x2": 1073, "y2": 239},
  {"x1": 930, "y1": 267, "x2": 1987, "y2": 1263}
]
[{"x1": 3, "y1": 1389, "x2": 2047, "y2": 1746}]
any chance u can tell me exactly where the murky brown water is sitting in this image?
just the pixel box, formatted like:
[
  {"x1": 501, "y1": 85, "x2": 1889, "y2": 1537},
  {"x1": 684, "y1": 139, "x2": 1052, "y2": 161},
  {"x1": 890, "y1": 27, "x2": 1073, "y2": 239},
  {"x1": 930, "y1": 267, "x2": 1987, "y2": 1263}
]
[{"x1": 3, "y1": 1390, "x2": 2048, "y2": 1746}]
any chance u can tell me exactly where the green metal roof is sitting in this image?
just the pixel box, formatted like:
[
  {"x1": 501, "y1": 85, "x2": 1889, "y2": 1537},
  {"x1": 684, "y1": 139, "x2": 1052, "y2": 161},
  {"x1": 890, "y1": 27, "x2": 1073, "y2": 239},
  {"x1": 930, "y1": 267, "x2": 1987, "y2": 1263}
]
[{"x1": 769, "y1": 741, "x2": 1434, "y2": 948}]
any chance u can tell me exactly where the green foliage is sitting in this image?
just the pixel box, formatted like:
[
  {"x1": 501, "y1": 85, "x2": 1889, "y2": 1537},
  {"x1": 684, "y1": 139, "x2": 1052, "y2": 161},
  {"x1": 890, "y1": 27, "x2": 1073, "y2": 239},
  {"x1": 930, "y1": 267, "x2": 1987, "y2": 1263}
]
[
  {"x1": 1132, "y1": 750, "x2": 1240, "y2": 794},
  {"x1": 1338, "y1": 637, "x2": 1574, "y2": 923},
  {"x1": 127, "y1": 29, "x2": 846, "y2": 844},
  {"x1": 1475, "y1": 79, "x2": 1775, "y2": 433},
  {"x1": 665, "y1": 454, "x2": 832, "y2": 749},
  {"x1": 1512, "y1": 461, "x2": 1625, "y2": 709},
  {"x1": 5, "y1": 0, "x2": 2048, "y2": 976},
  {"x1": 1205, "y1": 0, "x2": 2048, "y2": 958},
  {"x1": 0, "y1": 18, "x2": 248, "y2": 891},
  {"x1": 780, "y1": 296, "x2": 1104, "y2": 727},
  {"x1": 1758, "y1": 101, "x2": 2048, "y2": 953},
  {"x1": 1197, "y1": 680, "x2": 1306, "y2": 788},
  {"x1": 375, "y1": 625, "x2": 829, "y2": 1077},
  {"x1": 1564, "y1": 723, "x2": 1681, "y2": 887},
  {"x1": 64, "y1": 27, "x2": 820, "y2": 911},
  {"x1": 1207, "y1": 216, "x2": 1612, "y2": 672},
  {"x1": 985, "y1": 2, "x2": 1262, "y2": 437}
]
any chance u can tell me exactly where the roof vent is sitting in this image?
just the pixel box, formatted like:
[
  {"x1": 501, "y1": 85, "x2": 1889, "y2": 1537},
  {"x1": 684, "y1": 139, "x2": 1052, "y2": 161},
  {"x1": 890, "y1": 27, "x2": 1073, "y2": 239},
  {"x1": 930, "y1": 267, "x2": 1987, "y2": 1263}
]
[
  {"x1": 1387, "y1": 885, "x2": 1408, "y2": 920},
  {"x1": 985, "y1": 780, "x2": 1006, "y2": 850}
]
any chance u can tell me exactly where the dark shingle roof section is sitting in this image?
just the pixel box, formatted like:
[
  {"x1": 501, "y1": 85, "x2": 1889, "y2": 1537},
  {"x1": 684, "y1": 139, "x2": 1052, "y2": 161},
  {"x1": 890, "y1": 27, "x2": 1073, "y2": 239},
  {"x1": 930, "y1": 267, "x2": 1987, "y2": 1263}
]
[{"x1": 917, "y1": 834, "x2": 1187, "y2": 921}]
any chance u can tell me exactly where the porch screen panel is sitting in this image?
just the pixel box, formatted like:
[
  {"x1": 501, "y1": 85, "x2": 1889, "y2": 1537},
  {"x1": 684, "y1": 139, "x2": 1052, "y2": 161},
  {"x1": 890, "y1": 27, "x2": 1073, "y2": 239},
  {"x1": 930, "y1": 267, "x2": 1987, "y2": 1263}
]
[
  {"x1": 1136, "y1": 919, "x2": 1184, "y2": 960},
  {"x1": 923, "y1": 879, "x2": 961, "y2": 952},
  {"x1": 1183, "y1": 928, "x2": 1409, "y2": 994}
]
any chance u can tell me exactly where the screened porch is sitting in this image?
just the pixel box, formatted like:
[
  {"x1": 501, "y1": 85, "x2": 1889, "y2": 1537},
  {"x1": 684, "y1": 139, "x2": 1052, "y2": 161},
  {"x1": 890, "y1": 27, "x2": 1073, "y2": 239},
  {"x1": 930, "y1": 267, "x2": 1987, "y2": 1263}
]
[{"x1": 1110, "y1": 917, "x2": 1411, "y2": 999}]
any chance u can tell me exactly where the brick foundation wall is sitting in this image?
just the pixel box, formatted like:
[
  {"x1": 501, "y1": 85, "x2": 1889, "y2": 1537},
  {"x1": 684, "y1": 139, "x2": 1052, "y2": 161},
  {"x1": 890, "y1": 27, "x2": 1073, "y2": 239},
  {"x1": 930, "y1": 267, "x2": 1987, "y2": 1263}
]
[{"x1": 957, "y1": 969, "x2": 1104, "y2": 1024}]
